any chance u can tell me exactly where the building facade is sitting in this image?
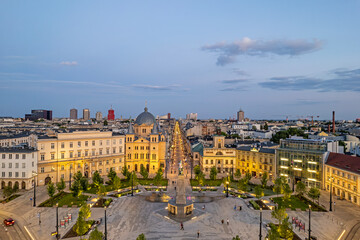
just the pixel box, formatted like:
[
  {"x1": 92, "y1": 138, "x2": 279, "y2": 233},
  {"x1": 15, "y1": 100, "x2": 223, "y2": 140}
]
[
  {"x1": 37, "y1": 131, "x2": 125, "y2": 185},
  {"x1": 108, "y1": 109, "x2": 115, "y2": 121},
  {"x1": 0, "y1": 133, "x2": 37, "y2": 148},
  {"x1": 83, "y1": 109, "x2": 90, "y2": 120},
  {"x1": 96, "y1": 112, "x2": 103, "y2": 121},
  {"x1": 237, "y1": 109, "x2": 245, "y2": 122},
  {"x1": 70, "y1": 108, "x2": 78, "y2": 119},
  {"x1": 125, "y1": 107, "x2": 166, "y2": 175},
  {"x1": 201, "y1": 136, "x2": 236, "y2": 176},
  {"x1": 0, "y1": 147, "x2": 38, "y2": 190},
  {"x1": 25, "y1": 109, "x2": 52, "y2": 121},
  {"x1": 236, "y1": 146, "x2": 276, "y2": 180},
  {"x1": 325, "y1": 153, "x2": 360, "y2": 206}
]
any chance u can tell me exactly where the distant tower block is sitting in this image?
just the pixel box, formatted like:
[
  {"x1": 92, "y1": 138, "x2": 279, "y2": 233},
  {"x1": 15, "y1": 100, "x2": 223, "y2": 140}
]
[
  {"x1": 168, "y1": 113, "x2": 171, "y2": 120},
  {"x1": 70, "y1": 108, "x2": 78, "y2": 119},
  {"x1": 83, "y1": 109, "x2": 90, "y2": 120},
  {"x1": 237, "y1": 108, "x2": 245, "y2": 122},
  {"x1": 332, "y1": 111, "x2": 335, "y2": 133},
  {"x1": 108, "y1": 108, "x2": 115, "y2": 121}
]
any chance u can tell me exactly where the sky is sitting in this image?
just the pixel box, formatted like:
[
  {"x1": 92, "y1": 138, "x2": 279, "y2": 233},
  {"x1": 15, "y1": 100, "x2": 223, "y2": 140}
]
[{"x1": 0, "y1": 1, "x2": 360, "y2": 120}]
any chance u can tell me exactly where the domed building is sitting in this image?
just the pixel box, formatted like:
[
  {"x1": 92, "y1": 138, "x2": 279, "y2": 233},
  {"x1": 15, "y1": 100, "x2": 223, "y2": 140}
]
[{"x1": 125, "y1": 107, "x2": 166, "y2": 175}]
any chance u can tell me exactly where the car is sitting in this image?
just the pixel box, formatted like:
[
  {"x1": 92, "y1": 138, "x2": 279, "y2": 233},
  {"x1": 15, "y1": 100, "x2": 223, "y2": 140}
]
[{"x1": 4, "y1": 218, "x2": 15, "y2": 226}]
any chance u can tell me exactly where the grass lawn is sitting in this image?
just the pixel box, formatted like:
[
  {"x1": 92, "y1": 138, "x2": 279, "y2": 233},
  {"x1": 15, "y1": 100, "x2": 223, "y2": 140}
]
[
  {"x1": 190, "y1": 179, "x2": 223, "y2": 186},
  {"x1": 39, "y1": 191, "x2": 89, "y2": 207},
  {"x1": 272, "y1": 195, "x2": 326, "y2": 211},
  {"x1": 138, "y1": 178, "x2": 168, "y2": 186},
  {"x1": 229, "y1": 182, "x2": 276, "y2": 196},
  {"x1": 1, "y1": 194, "x2": 21, "y2": 203}
]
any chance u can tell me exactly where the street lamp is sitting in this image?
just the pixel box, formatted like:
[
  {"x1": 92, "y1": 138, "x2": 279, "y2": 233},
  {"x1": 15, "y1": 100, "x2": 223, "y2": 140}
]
[
  {"x1": 308, "y1": 204, "x2": 311, "y2": 240},
  {"x1": 226, "y1": 180, "x2": 229, "y2": 198},
  {"x1": 259, "y1": 208, "x2": 262, "y2": 240},
  {"x1": 131, "y1": 171, "x2": 134, "y2": 196},
  {"x1": 56, "y1": 203, "x2": 59, "y2": 240},
  {"x1": 32, "y1": 171, "x2": 37, "y2": 207},
  {"x1": 104, "y1": 206, "x2": 107, "y2": 240},
  {"x1": 329, "y1": 176, "x2": 333, "y2": 211}
]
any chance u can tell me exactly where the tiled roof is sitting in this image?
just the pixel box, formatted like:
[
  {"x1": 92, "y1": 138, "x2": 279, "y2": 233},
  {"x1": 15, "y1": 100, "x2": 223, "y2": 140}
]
[
  {"x1": 237, "y1": 146, "x2": 275, "y2": 154},
  {"x1": 326, "y1": 152, "x2": 360, "y2": 175}
]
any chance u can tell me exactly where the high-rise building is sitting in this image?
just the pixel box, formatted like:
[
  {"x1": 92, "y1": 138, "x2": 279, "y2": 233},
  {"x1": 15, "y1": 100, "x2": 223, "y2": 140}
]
[
  {"x1": 70, "y1": 108, "x2": 78, "y2": 119},
  {"x1": 83, "y1": 109, "x2": 90, "y2": 120},
  {"x1": 186, "y1": 113, "x2": 197, "y2": 120},
  {"x1": 237, "y1": 109, "x2": 244, "y2": 122},
  {"x1": 108, "y1": 108, "x2": 115, "y2": 121},
  {"x1": 96, "y1": 112, "x2": 103, "y2": 121},
  {"x1": 25, "y1": 109, "x2": 52, "y2": 121}
]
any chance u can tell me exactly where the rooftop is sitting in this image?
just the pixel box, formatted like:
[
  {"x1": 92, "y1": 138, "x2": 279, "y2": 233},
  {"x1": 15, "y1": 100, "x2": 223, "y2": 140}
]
[
  {"x1": 326, "y1": 152, "x2": 360, "y2": 175},
  {"x1": 0, "y1": 146, "x2": 37, "y2": 153}
]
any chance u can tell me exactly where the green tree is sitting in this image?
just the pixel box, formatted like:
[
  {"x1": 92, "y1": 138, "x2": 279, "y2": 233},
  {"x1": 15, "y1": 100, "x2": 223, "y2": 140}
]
[
  {"x1": 238, "y1": 178, "x2": 248, "y2": 192},
  {"x1": 307, "y1": 187, "x2": 320, "y2": 203},
  {"x1": 88, "y1": 227, "x2": 104, "y2": 240},
  {"x1": 271, "y1": 207, "x2": 287, "y2": 226},
  {"x1": 273, "y1": 177, "x2": 286, "y2": 197},
  {"x1": 122, "y1": 165, "x2": 131, "y2": 180},
  {"x1": 103, "y1": 120, "x2": 108, "y2": 126},
  {"x1": 92, "y1": 170, "x2": 103, "y2": 187},
  {"x1": 140, "y1": 165, "x2": 149, "y2": 179},
  {"x1": 73, "y1": 171, "x2": 88, "y2": 191},
  {"x1": 154, "y1": 168, "x2": 163, "y2": 186},
  {"x1": 56, "y1": 178, "x2": 66, "y2": 192},
  {"x1": 194, "y1": 165, "x2": 201, "y2": 179},
  {"x1": 264, "y1": 122, "x2": 269, "y2": 130},
  {"x1": 79, "y1": 204, "x2": 91, "y2": 219},
  {"x1": 47, "y1": 181, "x2": 56, "y2": 198},
  {"x1": 97, "y1": 184, "x2": 107, "y2": 200},
  {"x1": 234, "y1": 169, "x2": 241, "y2": 179},
  {"x1": 198, "y1": 172, "x2": 204, "y2": 187},
  {"x1": 268, "y1": 225, "x2": 281, "y2": 240},
  {"x1": 283, "y1": 184, "x2": 292, "y2": 202},
  {"x1": 136, "y1": 233, "x2": 146, "y2": 240},
  {"x1": 295, "y1": 181, "x2": 306, "y2": 197},
  {"x1": 210, "y1": 166, "x2": 217, "y2": 180},
  {"x1": 254, "y1": 185, "x2": 264, "y2": 199},
  {"x1": 113, "y1": 176, "x2": 121, "y2": 190},
  {"x1": 107, "y1": 168, "x2": 117, "y2": 184},
  {"x1": 279, "y1": 217, "x2": 293, "y2": 240},
  {"x1": 73, "y1": 213, "x2": 88, "y2": 239},
  {"x1": 244, "y1": 171, "x2": 252, "y2": 184},
  {"x1": 70, "y1": 180, "x2": 82, "y2": 197},
  {"x1": 232, "y1": 236, "x2": 241, "y2": 240},
  {"x1": 2, "y1": 186, "x2": 13, "y2": 198},
  {"x1": 261, "y1": 172, "x2": 268, "y2": 188}
]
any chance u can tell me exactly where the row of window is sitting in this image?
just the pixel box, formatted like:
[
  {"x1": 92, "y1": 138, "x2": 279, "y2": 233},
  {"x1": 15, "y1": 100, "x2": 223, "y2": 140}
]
[
  {"x1": 40, "y1": 159, "x2": 122, "y2": 173},
  {"x1": 1, "y1": 172, "x2": 27, "y2": 178},
  {"x1": 44, "y1": 138, "x2": 123, "y2": 150},
  {"x1": 1, "y1": 153, "x2": 32, "y2": 160},
  {"x1": 40, "y1": 147, "x2": 123, "y2": 160},
  {"x1": 238, "y1": 162, "x2": 273, "y2": 171},
  {"x1": 204, "y1": 159, "x2": 234, "y2": 165},
  {"x1": 1, "y1": 162, "x2": 32, "y2": 168},
  {"x1": 327, "y1": 167, "x2": 357, "y2": 181}
]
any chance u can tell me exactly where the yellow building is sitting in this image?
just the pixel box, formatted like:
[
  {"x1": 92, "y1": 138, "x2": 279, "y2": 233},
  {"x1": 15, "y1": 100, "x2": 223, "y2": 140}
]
[
  {"x1": 325, "y1": 152, "x2": 360, "y2": 206},
  {"x1": 125, "y1": 107, "x2": 166, "y2": 175},
  {"x1": 202, "y1": 136, "x2": 236, "y2": 175},
  {"x1": 37, "y1": 131, "x2": 125, "y2": 185},
  {"x1": 236, "y1": 146, "x2": 276, "y2": 180}
]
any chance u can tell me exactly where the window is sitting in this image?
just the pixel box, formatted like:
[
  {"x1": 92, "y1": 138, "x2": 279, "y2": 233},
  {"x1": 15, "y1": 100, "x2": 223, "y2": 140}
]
[
  {"x1": 152, "y1": 154, "x2": 156, "y2": 160},
  {"x1": 61, "y1": 165, "x2": 64, "y2": 170},
  {"x1": 40, "y1": 144, "x2": 44, "y2": 150},
  {"x1": 9, "y1": 154, "x2": 12, "y2": 159},
  {"x1": 119, "y1": 147, "x2": 123, "y2": 153},
  {"x1": 106, "y1": 160, "x2": 109, "y2": 165},
  {"x1": 8, "y1": 163, "x2": 12, "y2": 168},
  {"x1": 15, "y1": 163, "x2": 19, "y2": 168},
  {"x1": 70, "y1": 142, "x2": 73, "y2": 148},
  {"x1": 106, "y1": 148, "x2": 110, "y2": 154},
  {"x1": 8, "y1": 172, "x2": 12, "y2": 177},
  {"x1": 15, "y1": 154, "x2": 19, "y2": 159},
  {"x1": 113, "y1": 159, "x2": 115, "y2": 163},
  {"x1": 113, "y1": 139, "x2": 116, "y2": 145},
  {"x1": 106, "y1": 140, "x2": 110, "y2": 145},
  {"x1": 78, "y1": 141, "x2": 81, "y2": 147},
  {"x1": 119, "y1": 139, "x2": 122, "y2": 144},
  {"x1": 78, "y1": 151, "x2": 81, "y2": 157},
  {"x1": 99, "y1": 169, "x2": 102, "y2": 174},
  {"x1": 348, "y1": 184, "x2": 351, "y2": 189},
  {"x1": 99, "y1": 149, "x2": 103, "y2": 155},
  {"x1": 92, "y1": 140, "x2": 95, "y2": 146},
  {"x1": 206, "y1": 160, "x2": 208, "y2": 164},
  {"x1": 1, "y1": 172, "x2": 4, "y2": 177},
  {"x1": 85, "y1": 151, "x2": 88, "y2": 157},
  {"x1": 61, "y1": 142, "x2": 65, "y2": 148},
  {"x1": 41, "y1": 154, "x2": 45, "y2": 161},
  {"x1": 140, "y1": 154, "x2": 144, "y2": 159},
  {"x1": 92, "y1": 150, "x2": 95, "y2": 156},
  {"x1": 41, "y1": 167, "x2": 44, "y2": 173},
  {"x1": 22, "y1": 154, "x2": 26, "y2": 159},
  {"x1": 61, "y1": 152, "x2": 65, "y2": 159},
  {"x1": 70, "y1": 152, "x2": 73, "y2": 158},
  {"x1": 85, "y1": 141, "x2": 88, "y2": 147},
  {"x1": 51, "y1": 153, "x2": 55, "y2": 160},
  {"x1": 1, "y1": 154, "x2": 5, "y2": 159},
  {"x1": 113, "y1": 147, "x2": 116, "y2": 154},
  {"x1": 78, "y1": 163, "x2": 81, "y2": 168},
  {"x1": 22, "y1": 172, "x2": 25, "y2": 177},
  {"x1": 51, "y1": 143, "x2": 55, "y2": 149},
  {"x1": 1, "y1": 163, "x2": 4, "y2": 168},
  {"x1": 22, "y1": 163, "x2": 25, "y2": 168},
  {"x1": 100, "y1": 140, "x2": 102, "y2": 146},
  {"x1": 106, "y1": 168, "x2": 109, "y2": 173},
  {"x1": 32, "y1": 162, "x2": 34, "y2": 167},
  {"x1": 15, "y1": 172, "x2": 19, "y2": 177},
  {"x1": 61, "y1": 174, "x2": 64, "y2": 179}
]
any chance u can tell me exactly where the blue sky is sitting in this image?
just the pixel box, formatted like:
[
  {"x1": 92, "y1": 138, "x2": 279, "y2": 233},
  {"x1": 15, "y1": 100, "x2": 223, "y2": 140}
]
[{"x1": 1, "y1": 1, "x2": 360, "y2": 120}]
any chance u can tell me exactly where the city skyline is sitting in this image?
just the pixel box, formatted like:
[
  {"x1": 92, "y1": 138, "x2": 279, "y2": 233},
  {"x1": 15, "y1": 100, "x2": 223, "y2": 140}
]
[{"x1": 1, "y1": 1, "x2": 360, "y2": 119}]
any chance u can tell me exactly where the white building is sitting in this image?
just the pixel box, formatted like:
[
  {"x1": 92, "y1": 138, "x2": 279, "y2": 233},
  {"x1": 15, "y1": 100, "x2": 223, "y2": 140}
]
[
  {"x1": 186, "y1": 113, "x2": 198, "y2": 121},
  {"x1": 0, "y1": 147, "x2": 38, "y2": 190},
  {"x1": 0, "y1": 133, "x2": 37, "y2": 148},
  {"x1": 96, "y1": 111, "x2": 103, "y2": 121}
]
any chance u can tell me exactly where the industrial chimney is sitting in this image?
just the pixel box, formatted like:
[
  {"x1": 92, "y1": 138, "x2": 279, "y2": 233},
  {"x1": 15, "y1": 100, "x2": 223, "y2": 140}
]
[{"x1": 332, "y1": 111, "x2": 335, "y2": 133}]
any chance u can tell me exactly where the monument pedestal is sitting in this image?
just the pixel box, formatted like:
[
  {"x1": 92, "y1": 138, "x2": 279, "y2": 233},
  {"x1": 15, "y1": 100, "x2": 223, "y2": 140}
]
[{"x1": 168, "y1": 175, "x2": 193, "y2": 218}]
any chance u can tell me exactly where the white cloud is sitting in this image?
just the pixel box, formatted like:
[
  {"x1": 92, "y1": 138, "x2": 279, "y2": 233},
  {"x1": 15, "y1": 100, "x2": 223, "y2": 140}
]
[{"x1": 60, "y1": 61, "x2": 78, "y2": 66}]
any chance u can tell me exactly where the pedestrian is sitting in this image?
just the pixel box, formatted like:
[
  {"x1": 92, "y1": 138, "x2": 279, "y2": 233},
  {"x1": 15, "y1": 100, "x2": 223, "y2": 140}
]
[
  {"x1": 180, "y1": 222, "x2": 184, "y2": 230},
  {"x1": 234, "y1": 205, "x2": 236, "y2": 210},
  {"x1": 197, "y1": 230, "x2": 200, "y2": 238},
  {"x1": 227, "y1": 218, "x2": 229, "y2": 225},
  {"x1": 239, "y1": 206, "x2": 242, "y2": 211},
  {"x1": 221, "y1": 219, "x2": 224, "y2": 224}
]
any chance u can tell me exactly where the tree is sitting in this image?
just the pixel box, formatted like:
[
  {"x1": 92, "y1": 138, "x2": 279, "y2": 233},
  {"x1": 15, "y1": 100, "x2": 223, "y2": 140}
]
[
  {"x1": 244, "y1": 171, "x2": 252, "y2": 185},
  {"x1": 73, "y1": 171, "x2": 88, "y2": 191},
  {"x1": 264, "y1": 122, "x2": 269, "y2": 130},
  {"x1": 234, "y1": 169, "x2": 241, "y2": 179},
  {"x1": 56, "y1": 178, "x2": 66, "y2": 192},
  {"x1": 92, "y1": 170, "x2": 103, "y2": 187},
  {"x1": 283, "y1": 184, "x2": 292, "y2": 202},
  {"x1": 210, "y1": 166, "x2": 217, "y2": 180},
  {"x1": 47, "y1": 181, "x2": 56, "y2": 198},
  {"x1": 194, "y1": 165, "x2": 201, "y2": 179},
  {"x1": 279, "y1": 217, "x2": 294, "y2": 240},
  {"x1": 122, "y1": 165, "x2": 131, "y2": 180},
  {"x1": 107, "y1": 168, "x2": 117, "y2": 184},
  {"x1": 307, "y1": 187, "x2": 320, "y2": 203},
  {"x1": 295, "y1": 181, "x2": 306, "y2": 197},
  {"x1": 70, "y1": 180, "x2": 82, "y2": 197},
  {"x1": 273, "y1": 177, "x2": 286, "y2": 197},
  {"x1": 88, "y1": 227, "x2": 104, "y2": 240},
  {"x1": 97, "y1": 184, "x2": 107, "y2": 200},
  {"x1": 271, "y1": 207, "x2": 287, "y2": 226},
  {"x1": 2, "y1": 186, "x2": 13, "y2": 199},
  {"x1": 232, "y1": 236, "x2": 241, "y2": 240},
  {"x1": 73, "y1": 213, "x2": 88, "y2": 239},
  {"x1": 79, "y1": 204, "x2": 91, "y2": 220},
  {"x1": 261, "y1": 172, "x2": 268, "y2": 188},
  {"x1": 113, "y1": 176, "x2": 121, "y2": 190},
  {"x1": 254, "y1": 185, "x2": 264, "y2": 199},
  {"x1": 140, "y1": 165, "x2": 149, "y2": 179},
  {"x1": 198, "y1": 172, "x2": 204, "y2": 187},
  {"x1": 136, "y1": 233, "x2": 146, "y2": 240},
  {"x1": 103, "y1": 120, "x2": 108, "y2": 126},
  {"x1": 154, "y1": 168, "x2": 163, "y2": 186},
  {"x1": 238, "y1": 178, "x2": 248, "y2": 192}
]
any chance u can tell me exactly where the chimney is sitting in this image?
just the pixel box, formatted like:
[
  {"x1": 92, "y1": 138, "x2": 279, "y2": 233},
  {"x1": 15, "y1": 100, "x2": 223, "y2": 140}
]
[
  {"x1": 328, "y1": 125, "x2": 330, "y2": 133},
  {"x1": 332, "y1": 111, "x2": 335, "y2": 133}
]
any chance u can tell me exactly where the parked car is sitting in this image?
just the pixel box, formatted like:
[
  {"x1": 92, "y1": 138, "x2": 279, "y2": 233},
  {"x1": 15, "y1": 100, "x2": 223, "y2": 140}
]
[{"x1": 4, "y1": 218, "x2": 15, "y2": 226}]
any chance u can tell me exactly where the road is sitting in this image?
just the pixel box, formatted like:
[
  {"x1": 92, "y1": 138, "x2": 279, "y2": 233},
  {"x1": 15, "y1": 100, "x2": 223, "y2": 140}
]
[
  {"x1": 344, "y1": 221, "x2": 360, "y2": 240},
  {"x1": 0, "y1": 212, "x2": 31, "y2": 240}
]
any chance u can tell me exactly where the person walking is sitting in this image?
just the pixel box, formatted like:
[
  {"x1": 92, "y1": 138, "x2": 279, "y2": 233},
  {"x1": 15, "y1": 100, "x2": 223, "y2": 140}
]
[
  {"x1": 227, "y1": 218, "x2": 229, "y2": 225},
  {"x1": 197, "y1": 230, "x2": 200, "y2": 238},
  {"x1": 180, "y1": 222, "x2": 184, "y2": 230},
  {"x1": 234, "y1": 205, "x2": 236, "y2": 210}
]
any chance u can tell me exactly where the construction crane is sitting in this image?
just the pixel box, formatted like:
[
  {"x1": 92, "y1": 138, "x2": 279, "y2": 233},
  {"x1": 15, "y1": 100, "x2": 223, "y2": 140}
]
[{"x1": 307, "y1": 115, "x2": 320, "y2": 125}]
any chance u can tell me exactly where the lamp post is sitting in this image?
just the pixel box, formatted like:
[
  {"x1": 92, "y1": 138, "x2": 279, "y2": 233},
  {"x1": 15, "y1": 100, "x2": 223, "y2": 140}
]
[
  {"x1": 104, "y1": 206, "x2": 107, "y2": 240},
  {"x1": 329, "y1": 177, "x2": 333, "y2": 212},
  {"x1": 56, "y1": 203, "x2": 59, "y2": 240},
  {"x1": 308, "y1": 205, "x2": 311, "y2": 240},
  {"x1": 69, "y1": 165, "x2": 72, "y2": 189},
  {"x1": 131, "y1": 171, "x2": 134, "y2": 196},
  {"x1": 259, "y1": 208, "x2": 262, "y2": 240},
  {"x1": 226, "y1": 180, "x2": 229, "y2": 198},
  {"x1": 32, "y1": 171, "x2": 37, "y2": 207}
]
